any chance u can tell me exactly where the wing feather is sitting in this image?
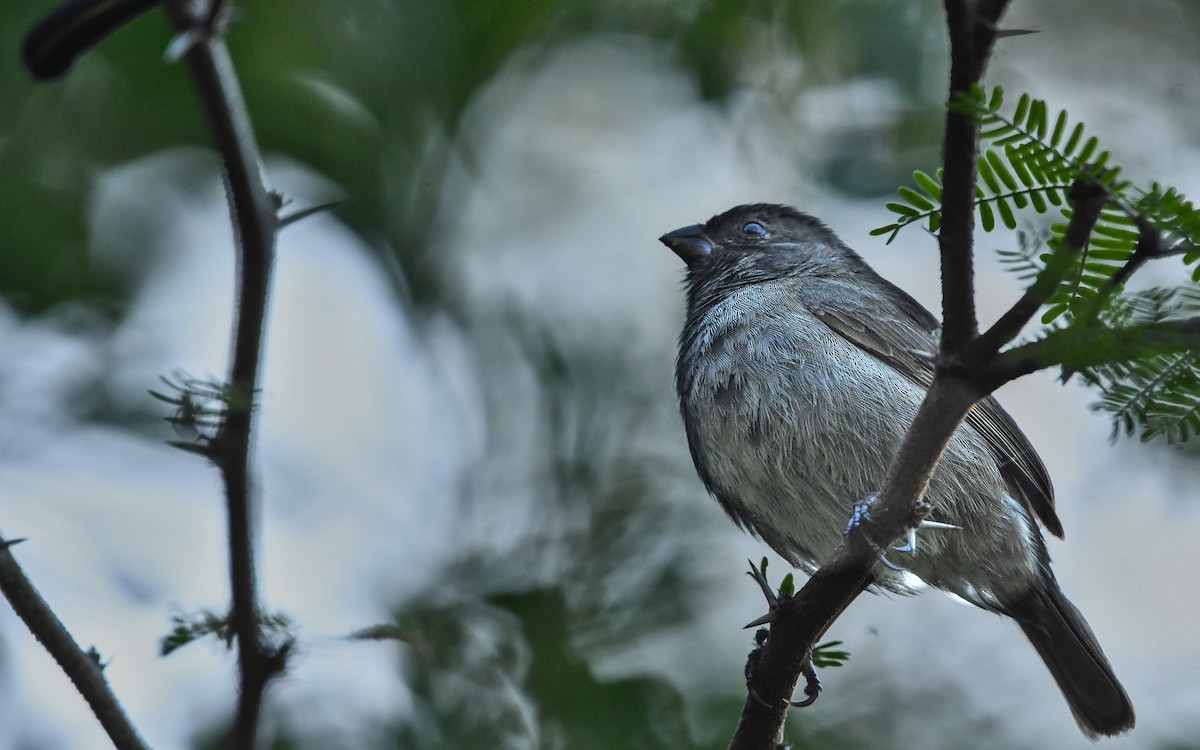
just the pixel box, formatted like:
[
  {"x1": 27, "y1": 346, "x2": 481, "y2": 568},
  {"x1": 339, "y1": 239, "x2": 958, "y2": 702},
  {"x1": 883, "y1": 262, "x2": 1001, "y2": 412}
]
[{"x1": 808, "y1": 269, "x2": 1062, "y2": 538}]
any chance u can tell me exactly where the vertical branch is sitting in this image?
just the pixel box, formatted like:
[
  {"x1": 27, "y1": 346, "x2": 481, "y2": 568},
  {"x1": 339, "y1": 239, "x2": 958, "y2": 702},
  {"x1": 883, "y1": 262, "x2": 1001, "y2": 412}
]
[
  {"x1": 15, "y1": 0, "x2": 284, "y2": 746},
  {"x1": 0, "y1": 538, "x2": 151, "y2": 750},
  {"x1": 164, "y1": 2, "x2": 284, "y2": 747},
  {"x1": 937, "y1": 0, "x2": 1011, "y2": 354}
]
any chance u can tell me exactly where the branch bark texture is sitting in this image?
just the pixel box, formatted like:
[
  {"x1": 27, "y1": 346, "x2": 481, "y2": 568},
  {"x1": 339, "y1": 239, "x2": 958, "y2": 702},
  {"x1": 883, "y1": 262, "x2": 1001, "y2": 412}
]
[
  {"x1": 727, "y1": 378, "x2": 981, "y2": 750},
  {"x1": 165, "y1": 2, "x2": 283, "y2": 747},
  {"x1": 0, "y1": 537, "x2": 151, "y2": 750}
]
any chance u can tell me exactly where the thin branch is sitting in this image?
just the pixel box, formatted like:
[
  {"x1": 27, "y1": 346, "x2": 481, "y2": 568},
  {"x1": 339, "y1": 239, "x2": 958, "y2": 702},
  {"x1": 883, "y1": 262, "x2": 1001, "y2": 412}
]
[
  {"x1": 0, "y1": 536, "x2": 151, "y2": 750},
  {"x1": 278, "y1": 199, "x2": 343, "y2": 229},
  {"x1": 981, "y1": 316, "x2": 1200, "y2": 389},
  {"x1": 164, "y1": 1, "x2": 284, "y2": 747},
  {"x1": 966, "y1": 179, "x2": 1107, "y2": 361},
  {"x1": 1083, "y1": 215, "x2": 1174, "y2": 320}
]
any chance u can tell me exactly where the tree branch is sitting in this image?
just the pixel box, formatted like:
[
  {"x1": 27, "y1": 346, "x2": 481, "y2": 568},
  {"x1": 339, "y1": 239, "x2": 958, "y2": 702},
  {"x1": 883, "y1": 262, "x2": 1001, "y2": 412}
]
[
  {"x1": 966, "y1": 179, "x2": 1107, "y2": 362},
  {"x1": 0, "y1": 536, "x2": 151, "y2": 750},
  {"x1": 980, "y1": 316, "x2": 1200, "y2": 389},
  {"x1": 728, "y1": 377, "x2": 982, "y2": 750},
  {"x1": 1079, "y1": 215, "x2": 1180, "y2": 324},
  {"x1": 22, "y1": 0, "x2": 167, "y2": 79},
  {"x1": 164, "y1": 2, "x2": 285, "y2": 747},
  {"x1": 937, "y1": 0, "x2": 1011, "y2": 352}
]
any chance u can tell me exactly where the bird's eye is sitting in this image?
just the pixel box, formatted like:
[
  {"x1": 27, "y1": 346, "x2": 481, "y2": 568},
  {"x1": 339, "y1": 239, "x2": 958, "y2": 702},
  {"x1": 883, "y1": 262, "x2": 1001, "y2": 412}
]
[{"x1": 740, "y1": 221, "x2": 767, "y2": 237}]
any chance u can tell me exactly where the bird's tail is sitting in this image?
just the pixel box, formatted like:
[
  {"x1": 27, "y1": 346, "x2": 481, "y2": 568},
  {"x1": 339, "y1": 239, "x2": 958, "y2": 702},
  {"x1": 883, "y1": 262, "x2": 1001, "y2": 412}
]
[{"x1": 1005, "y1": 581, "x2": 1135, "y2": 738}]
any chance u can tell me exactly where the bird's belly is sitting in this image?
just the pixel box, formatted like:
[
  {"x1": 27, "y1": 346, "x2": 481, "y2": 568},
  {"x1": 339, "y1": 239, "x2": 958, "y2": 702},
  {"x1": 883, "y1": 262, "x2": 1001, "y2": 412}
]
[{"x1": 681, "y1": 330, "x2": 1040, "y2": 599}]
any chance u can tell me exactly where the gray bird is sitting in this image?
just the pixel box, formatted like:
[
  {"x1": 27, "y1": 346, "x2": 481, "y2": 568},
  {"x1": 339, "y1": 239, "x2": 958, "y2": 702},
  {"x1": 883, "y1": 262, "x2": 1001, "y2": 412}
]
[{"x1": 661, "y1": 203, "x2": 1134, "y2": 738}]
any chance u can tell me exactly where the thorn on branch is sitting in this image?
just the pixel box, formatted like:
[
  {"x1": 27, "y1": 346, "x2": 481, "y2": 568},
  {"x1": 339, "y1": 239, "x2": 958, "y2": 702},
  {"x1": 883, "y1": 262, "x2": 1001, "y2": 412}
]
[
  {"x1": 86, "y1": 646, "x2": 110, "y2": 671},
  {"x1": 993, "y1": 27, "x2": 1041, "y2": 38},
  {"x1": 278, "y1": 199, "x2": 344, "y2": 229}
]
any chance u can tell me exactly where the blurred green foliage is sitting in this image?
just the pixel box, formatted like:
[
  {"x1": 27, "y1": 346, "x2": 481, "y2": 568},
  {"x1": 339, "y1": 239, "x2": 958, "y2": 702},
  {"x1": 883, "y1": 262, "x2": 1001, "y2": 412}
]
[{"x1": 2, "y1": 0, "x2": 945, "y2": 314}]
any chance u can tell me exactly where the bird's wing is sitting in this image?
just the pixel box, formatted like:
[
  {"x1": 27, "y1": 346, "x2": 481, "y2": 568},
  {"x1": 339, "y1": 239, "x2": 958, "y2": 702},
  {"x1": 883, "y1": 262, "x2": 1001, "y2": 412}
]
[{"x1": 808, "y1": 273, "x2": 1062, "y2": 538}]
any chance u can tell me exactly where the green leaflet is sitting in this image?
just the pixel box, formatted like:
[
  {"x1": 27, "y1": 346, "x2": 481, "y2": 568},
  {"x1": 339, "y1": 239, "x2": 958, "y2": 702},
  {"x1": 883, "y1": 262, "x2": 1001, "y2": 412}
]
[{"x1": 873, "y1": 84, "x2": 1200, "y2": 444}]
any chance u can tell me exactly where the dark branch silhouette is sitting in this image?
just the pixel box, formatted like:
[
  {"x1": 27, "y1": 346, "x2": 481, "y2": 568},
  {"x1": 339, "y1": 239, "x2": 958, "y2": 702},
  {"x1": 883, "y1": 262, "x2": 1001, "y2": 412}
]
[
  {"x1": 967, "y1": 179, "x2": 1108, "y2": 362},
  {"x1": 11, "y1": 1, "x2": 287, "y2": 747},
  {"x1": 935, "y1": 0, "x2": 1012, "y2": 352},
  {"x1": 162, "y1": 2, "x2": 288, "y2": 747},
  {"x1": 0, "y1": 536, "x2": 151, "y2": 750},
  {"x1": 22, "y1": 0, "x2": 166, "y2": 79}
]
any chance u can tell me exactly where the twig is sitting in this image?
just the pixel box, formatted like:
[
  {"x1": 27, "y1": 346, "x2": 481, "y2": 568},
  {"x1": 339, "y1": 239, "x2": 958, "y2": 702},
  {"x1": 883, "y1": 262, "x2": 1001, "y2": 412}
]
[
  {"x1": 1081, "y1": 215, "x2": 1176, "y2": 323},
  {"x1": 966, "y1": 179, "x2": 1107, "y2": 362},
  {"x1": 981, "y1": 316, "x2": 1200, "y2": 389},
  {"x1": 0, "y1": 536, "x2": 151, "y2": 750},
  {"x1": 163, "y1": 1, "x2": 284, "y2": 747}
]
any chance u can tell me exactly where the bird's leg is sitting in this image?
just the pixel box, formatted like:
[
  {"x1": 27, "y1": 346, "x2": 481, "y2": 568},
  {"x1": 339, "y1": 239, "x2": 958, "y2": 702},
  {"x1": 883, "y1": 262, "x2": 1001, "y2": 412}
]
[
  {"x1": 744, "y1": 628, "x2": 823, "y2": 710},
  {"x1": 792, "y1": 651, "x2": 822, "y2": 707},
  {"x1": 843, "y1": 494, "x2": 904, "y2": 571},
  {"x1": 845, "y1": 495, "x2": 960, "y2": 565},
  {"x1": 744, "y1": 627, "x2": 771, "y2": 708}
]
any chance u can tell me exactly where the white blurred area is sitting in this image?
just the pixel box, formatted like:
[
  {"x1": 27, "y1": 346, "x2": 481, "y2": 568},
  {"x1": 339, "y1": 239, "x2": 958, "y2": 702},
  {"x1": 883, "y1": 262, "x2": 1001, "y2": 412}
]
[
  {"x1": 3, "y1": 2, "x2": 1200, "y2": 749},
  {"x1": 0, "y1": 152, "x2": 479, "y2": 748}
]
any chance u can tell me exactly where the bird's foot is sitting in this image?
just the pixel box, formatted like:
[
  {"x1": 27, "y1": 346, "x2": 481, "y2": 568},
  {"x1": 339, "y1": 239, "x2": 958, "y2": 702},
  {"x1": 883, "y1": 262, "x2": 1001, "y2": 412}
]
[
  {"x1": 843, "y1": 495, "x2": 958, "y2": 570},
  {"x1": 744, "y1": 628, "x2": 823, "y2": 709},
  {"x1": 794, "y1": 651, "x2": 822, "y2": 707},
  {"x1": 741, "y1": 560, "x2": 826, "y2": 709},
  {"x1": 843, "y1": 494, "x2": 903, "y2": 570}
]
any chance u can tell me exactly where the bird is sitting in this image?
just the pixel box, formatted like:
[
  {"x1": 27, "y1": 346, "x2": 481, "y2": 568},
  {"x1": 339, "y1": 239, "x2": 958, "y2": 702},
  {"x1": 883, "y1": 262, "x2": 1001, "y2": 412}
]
[{"x1": 660, "y1": 203, "x2": 1134, "y2": 738}]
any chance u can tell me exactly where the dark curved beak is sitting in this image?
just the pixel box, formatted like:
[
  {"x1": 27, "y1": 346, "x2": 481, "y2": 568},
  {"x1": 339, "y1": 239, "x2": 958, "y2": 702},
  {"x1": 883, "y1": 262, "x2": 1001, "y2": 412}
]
[{"x1": 659, "y1": 224, "x2": 714, "y2": 266}]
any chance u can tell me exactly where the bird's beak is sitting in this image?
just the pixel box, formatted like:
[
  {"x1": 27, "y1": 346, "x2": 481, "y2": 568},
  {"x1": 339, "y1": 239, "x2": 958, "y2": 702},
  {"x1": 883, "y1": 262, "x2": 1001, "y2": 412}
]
[{"x1": 659, "y1": 224, "x2": 714, "y2": 266}]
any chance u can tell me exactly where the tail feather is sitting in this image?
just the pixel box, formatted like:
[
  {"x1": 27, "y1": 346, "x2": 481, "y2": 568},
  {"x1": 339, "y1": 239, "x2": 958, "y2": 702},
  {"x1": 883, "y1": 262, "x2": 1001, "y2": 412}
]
[{"x1": 1006, "y1": 583, "x2": 1135, "y2": 738}]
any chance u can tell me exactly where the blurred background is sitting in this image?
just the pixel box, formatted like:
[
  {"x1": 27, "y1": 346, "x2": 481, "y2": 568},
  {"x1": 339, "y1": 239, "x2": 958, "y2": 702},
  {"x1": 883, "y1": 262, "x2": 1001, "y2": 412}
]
[{"x1": 2, "y1": 1, "x2": 1200, "y2": 748}]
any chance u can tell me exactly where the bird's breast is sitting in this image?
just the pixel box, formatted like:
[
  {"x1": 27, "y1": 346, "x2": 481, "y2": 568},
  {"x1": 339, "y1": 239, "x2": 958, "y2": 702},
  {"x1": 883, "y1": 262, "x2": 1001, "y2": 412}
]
[{"x1": 676, "y1": 292, "x2": 900, "y2": 559}]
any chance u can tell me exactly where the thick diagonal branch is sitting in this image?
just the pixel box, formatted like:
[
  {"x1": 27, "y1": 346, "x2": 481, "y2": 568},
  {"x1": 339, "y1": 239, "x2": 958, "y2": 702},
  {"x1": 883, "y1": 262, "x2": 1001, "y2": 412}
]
[{"x1": 728, "y1": 377, "x2": 981, "y2": 750}]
